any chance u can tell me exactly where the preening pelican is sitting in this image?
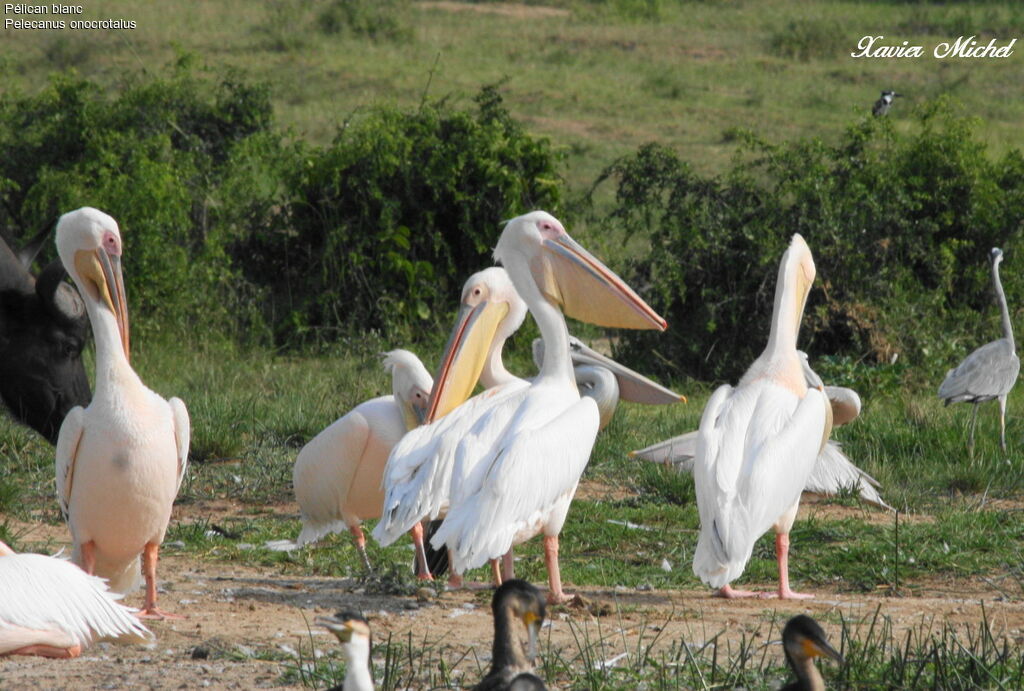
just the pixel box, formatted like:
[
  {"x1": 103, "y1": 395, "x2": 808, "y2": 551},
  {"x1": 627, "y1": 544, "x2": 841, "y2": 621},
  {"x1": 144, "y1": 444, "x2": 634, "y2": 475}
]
[
  {"x1": 317, "y1": 611, "x2": 373, "y2": 691},
  {"x1": 692, "y1": 234, "x2": 829, "y2": 599},
  {"x1": 631, "y1": 352, "x2": 891, "y2": 511},
  {"x1": 532, "y1": 336, "x2": 685, "y2": 429},
  {"x1": 781, "y1": 614, "x2": 843, "y2": 691},
  {"x1": 422, "y1": 211, "x2": 665, "y2": 603},
  {"x1": 0, "y1": 541, "x2": 152, "y2": 658},
  {"x1": 292, "y1": 350, "x2": 432, "y2": 570},
  {"x1": 938, "y1": 247, "x2": 1019, "y2": 453},
  {"x1": 55, "y1": 208, "x2": 190, "y2": 618},
  {"x1": 373, "y1": 267, "x2": 529, "y2": 578},
  {"x1": 474, "y1": 579, "x2": 548, "y2": 691}
]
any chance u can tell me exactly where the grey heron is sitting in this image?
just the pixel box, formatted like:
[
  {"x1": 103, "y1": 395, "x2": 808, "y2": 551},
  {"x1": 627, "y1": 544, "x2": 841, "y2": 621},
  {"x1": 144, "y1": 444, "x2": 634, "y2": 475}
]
[
  {"x1": 938, "y1": 247, "x2": 1020, "y2": 452},
  {"x1": 872, "y1": 90, "x2": 901, "y2": 116}
]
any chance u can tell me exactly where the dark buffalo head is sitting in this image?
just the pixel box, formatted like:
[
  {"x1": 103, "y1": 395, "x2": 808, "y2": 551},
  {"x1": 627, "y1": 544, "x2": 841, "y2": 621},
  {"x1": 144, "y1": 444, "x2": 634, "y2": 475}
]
[{"x1": 0, "y1": 233, "x2": 91, "y2": 444}]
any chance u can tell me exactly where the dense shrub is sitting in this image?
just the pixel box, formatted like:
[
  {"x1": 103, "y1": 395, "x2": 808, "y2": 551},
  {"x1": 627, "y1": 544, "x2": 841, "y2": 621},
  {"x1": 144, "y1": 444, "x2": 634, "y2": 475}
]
[
  {"x1": 238, "y1": 85, "x2": 561, "y2": 342},
  {"x1": 0, "y1": 63, "x2": 282, "y2": 340},
  {"x1": 597, "y1": 101, "x2": 1024, "y2": 384}
]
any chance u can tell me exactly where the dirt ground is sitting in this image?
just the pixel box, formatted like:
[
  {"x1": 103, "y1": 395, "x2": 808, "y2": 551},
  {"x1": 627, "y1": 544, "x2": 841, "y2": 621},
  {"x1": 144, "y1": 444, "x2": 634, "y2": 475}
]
[{"x1": 4, "y1": 496, "x2": 1024, "y2": 690}]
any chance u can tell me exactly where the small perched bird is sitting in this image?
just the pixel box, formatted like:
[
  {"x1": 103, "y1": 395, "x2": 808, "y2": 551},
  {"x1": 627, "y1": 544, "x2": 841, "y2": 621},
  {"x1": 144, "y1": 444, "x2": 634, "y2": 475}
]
[
  {"x1": 0, "y1": 541, "x2": 153, "y2": 658},
  {"x1": 291, "y1": 350, "x2": 433, "y2": 571},
  {"x1": 692, "y1": 234, "x2": 829, "y2": 599},
  {"x1": 781, "y1": 614, "x2": 843, "y2": 690},
  {"x1": 474, "y1": 580, "x2": 548, "y2": 691},
  {"x1": 872, "y1": 90, "x2": 901, "y2": 116},
  {"x1": 55, "y1": 208, "x2": 190, "y2": 618},
  {"x1": 317, "y1": 611, "x2": 373, "y2": 691},
  {"x1": 939, "y1": 248, "x2": 1020, "y2": 453}
]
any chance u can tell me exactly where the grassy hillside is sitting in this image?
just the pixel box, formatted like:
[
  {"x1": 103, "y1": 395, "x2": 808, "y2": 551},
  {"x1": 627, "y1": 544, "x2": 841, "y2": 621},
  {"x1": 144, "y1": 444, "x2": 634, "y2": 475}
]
[{"x1": 3, "y1": 0, "x2": 1023, "y2": 196}]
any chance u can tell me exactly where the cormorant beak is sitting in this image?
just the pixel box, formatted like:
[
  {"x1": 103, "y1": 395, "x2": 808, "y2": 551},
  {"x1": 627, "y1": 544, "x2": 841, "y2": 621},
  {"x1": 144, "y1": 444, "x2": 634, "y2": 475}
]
[
  {"x1": 523, "y1": 611, "x2": 541, "y2": 665},
  {"x1": 802, "y1": 634, "x2": 844, "y2": 664},
  {"x1": 532, "y1": 233, "x2": 666, "y2": 331}
]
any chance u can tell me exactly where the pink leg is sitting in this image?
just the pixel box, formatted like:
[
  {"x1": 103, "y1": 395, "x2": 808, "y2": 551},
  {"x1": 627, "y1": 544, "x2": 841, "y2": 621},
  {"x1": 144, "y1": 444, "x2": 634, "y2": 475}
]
[
  {"x1": 80, "y1": 540, "x2": 96, "y2": 575},
  {"x1": 543, "y1": 536, "x2": 573, "y2": 605},
  {"x1": 138, "y1": 542, "x2": 184, "y2": 619},
  {"x1": 5, "y1": 644, "x2": 81, "y2": 659},
  {"x1": 713, "y1": 584, "x2": 762, "y2": 599},
  {"x1": 349, "y1": 525, "x2": 372, "y2": 572},
  {"x1": 762, "y1": 533, "x2": 814, "y2": 600},
  {"x1": 501, "y1": 549, "x2": 515, "y2": 581},
  {"x1": 490, "y1": 559, "x2": 503, "y2": 586},
  {"x1": 410, "y1": 523, "x2": 433, "y2": 581}
]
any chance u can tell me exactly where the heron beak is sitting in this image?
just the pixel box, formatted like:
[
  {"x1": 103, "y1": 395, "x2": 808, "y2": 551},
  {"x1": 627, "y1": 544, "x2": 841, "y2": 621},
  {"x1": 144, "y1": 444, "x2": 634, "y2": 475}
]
[
  {"x1": 75, "y1": 248, "x2": 130, "y2": 362},
  {"x1": 803, "y1": 635, "x2": 843, "y2": 664},
  {"x1": 531, "y1": 234, "x2": 666, "y2": 331},
  {"x1": 426, "y1": 299, "x2": 510, "y2": 423},
  {"x1": 567, "y1": 339, "x2": 685, "y2": 405}
]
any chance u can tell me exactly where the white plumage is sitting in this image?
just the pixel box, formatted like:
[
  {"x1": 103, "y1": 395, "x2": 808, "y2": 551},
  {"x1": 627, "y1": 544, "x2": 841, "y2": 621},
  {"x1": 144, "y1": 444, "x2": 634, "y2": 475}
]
[
  {"x1": 0, "y1": 542, "x2": 152, "y2": 657},
  {"x1": 692, "y1": 234, "x2": 830, "y2": 599}
]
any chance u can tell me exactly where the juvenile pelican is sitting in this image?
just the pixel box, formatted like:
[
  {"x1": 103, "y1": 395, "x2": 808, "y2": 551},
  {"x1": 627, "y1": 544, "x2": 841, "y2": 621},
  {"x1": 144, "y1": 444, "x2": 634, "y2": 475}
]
[
  {"x1": 692, "y1": 234, "x2": 829, "y2": 599},
  {"x1": 939, "y1": 248, "x2": 1019, "y2": 453},
  {"x1": 292, "y1": 350, "x2": 432, "y2": 570},
  {"x1": 474, "y1": 579, "x2": 547, "y2": 691},
  {"x1": 0, "y1": 541, "x2": 152, "y2": 658},
  {"x1": 55, "y1": 207, "x2": 190, "y2": 618},
  {"x1": 532, "y1": 336, "x2": 685, "y2": 429},
  {"x1": 424, "y1": 211, "x2": 666, "y2": 603}
]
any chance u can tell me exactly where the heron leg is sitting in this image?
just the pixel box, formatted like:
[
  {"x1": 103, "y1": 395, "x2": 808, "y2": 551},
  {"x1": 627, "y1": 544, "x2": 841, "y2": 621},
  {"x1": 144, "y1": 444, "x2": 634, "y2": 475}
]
[
  {"x1": 968, "y1": 403, "x2": 979, "y2": 454},
  {"x1": 349, "y1": 525, "x2": 372, "y2": 572},
  {"x1": 999, "y1": 395, "x2": 1008, "y2": 453}
]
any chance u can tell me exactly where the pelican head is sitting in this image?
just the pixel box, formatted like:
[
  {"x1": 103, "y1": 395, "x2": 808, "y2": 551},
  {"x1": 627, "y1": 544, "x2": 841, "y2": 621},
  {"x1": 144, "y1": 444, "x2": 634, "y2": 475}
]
[
  {"x1": 426, "y1": 267, "x2": 528, "y2": 423},
  {"x1": 767, "y1": 234, "x2": 816, "y2": 354},
  {"x1": 381, "y1": 350, "x2": 434, "y2": 430},
  {"x1": 494, "y1": 211, "x2": 667, "y2": 332},
  {"x1": 56, "y1": 208, "x2": 130, "y2": 361}
]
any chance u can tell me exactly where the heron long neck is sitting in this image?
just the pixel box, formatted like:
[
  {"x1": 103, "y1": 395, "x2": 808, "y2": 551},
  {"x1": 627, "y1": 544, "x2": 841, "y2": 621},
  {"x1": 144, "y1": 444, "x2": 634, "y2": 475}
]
[
  {"x1": 82, "y1": 291, "x2": 139, "y2": 402},
  {"x1": 506, "y1": 256, "x2": 575, "y2": 388},
  {"x1": 993, "y1": 259, "x2": 1014, "y2": 348},
  {"x1": 343, "y1": 638, "x2": 374, "y2": 691}
]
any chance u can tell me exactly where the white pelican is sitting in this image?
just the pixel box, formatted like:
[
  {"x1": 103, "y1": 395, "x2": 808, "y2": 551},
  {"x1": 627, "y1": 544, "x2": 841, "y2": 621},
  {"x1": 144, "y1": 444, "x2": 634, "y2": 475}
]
[
  {"x1": 0, "y1": 541, "x2": 153, "y2": 658},
  {"x1": 412, "y1": 211, "x2": 665, "y2": 603},
  {"x1": 532, "y1": 335, "x2": 685, "y2": 429},
  {"x1": 316, "y1": 611, "x2": 373, "y2": 691},
  {"x1": 692, "y1": 234, "x2": 829, "y2": 599},
  {"x1": 55, "y1": 207, "x2": 190, "y2": 618},
  {"x1": 373, "y1": 268, "x2": 530, "y2": 578},
  {"x1": 292, "y1": 350, "x2": 433, "y2": 570},
  {"x1": 631, "y1": 353, "x2": 891, "y2": 511}
]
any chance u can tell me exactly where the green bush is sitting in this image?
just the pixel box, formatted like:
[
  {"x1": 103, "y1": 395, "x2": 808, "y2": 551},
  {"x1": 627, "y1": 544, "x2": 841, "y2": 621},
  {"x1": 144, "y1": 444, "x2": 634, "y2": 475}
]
[
  {"x1": 596, "y1": 100, "x2": 1024, "y2": 386},
  {"x1": 238, "y1": 84, "x2": 561, "y2": 343},
  {"x1": 0, "y1": 64, "x2": 280, "y2": 339}
]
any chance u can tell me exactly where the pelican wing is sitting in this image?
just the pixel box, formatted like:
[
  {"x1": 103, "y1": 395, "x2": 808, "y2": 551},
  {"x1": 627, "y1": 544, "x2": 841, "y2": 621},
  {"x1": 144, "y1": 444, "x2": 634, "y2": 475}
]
[
  {"x1": 168, "y1": 397, "x2": 190, "y2": 494},
  {"x1": 0, "y1": 552, "x2": 153, "y2": 648},
  {"x1": 805, "y1": 441, "x2": 893, "y2": 511},
  {"x1": 373, "y1": 380, "x2": 529, "y2": 546},
  {"x1": 629, "y1": 431, "x2": 698, "y2": 467},
  {"x1": 432, "y1": 394, "x2": 600, "y2": 572},
  {"x1": 693, "y1": 384, "x2": 826, "y2": 588},
  {"x1": 55, "y1": 406, "x2": 85, "y2": 522}
]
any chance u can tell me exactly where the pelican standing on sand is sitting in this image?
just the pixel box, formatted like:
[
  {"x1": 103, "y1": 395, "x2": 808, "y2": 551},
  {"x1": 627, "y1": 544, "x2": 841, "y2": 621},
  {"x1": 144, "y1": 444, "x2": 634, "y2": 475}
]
[
  {"x1": 692, "y1": 234, "x2": 829, "y2": 599},
  {"x1": 424, "y1": 211, "x2": 666, "y2": 603},
  {"x1": 939, "y1": 247, "x2": 1019, "y2": 453},
  {"x1": 291, "y1": 350, "x2": 433, "y2": 570},
  {"x1": 0, "y1": 541, "x2": 153, "y2": 658},
  {"x1": 55, "y1": 207, "x2": 190, "y2": 618}
]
